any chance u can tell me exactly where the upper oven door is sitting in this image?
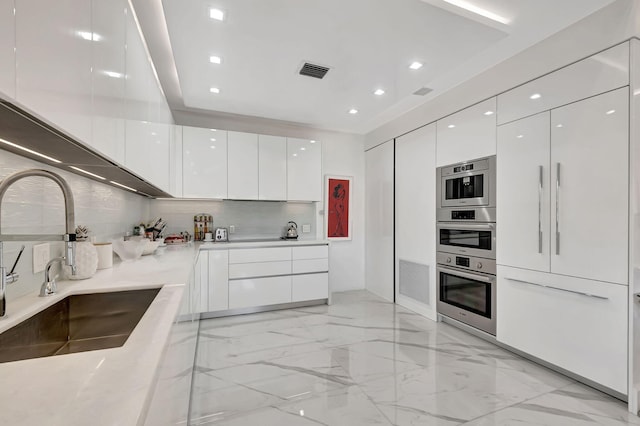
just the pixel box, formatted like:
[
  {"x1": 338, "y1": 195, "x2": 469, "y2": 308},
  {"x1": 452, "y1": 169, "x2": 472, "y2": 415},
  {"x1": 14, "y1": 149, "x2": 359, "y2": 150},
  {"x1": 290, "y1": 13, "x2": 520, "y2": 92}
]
[{"x1": 437, "y1": 222, "x2": 495, "y2": 259}]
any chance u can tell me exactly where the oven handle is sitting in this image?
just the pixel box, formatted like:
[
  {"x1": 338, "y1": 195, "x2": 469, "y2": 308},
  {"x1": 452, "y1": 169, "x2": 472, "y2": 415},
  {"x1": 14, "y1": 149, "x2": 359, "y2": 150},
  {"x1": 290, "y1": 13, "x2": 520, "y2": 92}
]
[
  {"x1": 437, "y1": 223, "x2": 495, "y2": 231},
  {"x1": 437, "y1": 266, "x2": 495, "y2": 283},
  {"x1": 506, "y1": 278, "x2": 608, "y2": 300}
]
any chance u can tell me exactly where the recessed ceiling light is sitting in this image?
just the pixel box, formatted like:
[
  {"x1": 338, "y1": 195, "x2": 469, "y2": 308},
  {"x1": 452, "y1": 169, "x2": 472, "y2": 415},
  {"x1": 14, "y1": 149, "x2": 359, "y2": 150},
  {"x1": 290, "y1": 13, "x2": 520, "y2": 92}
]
[
  {"x1": 209, "y1": 8, "x2": 224, "y2": 21},
  {"x1": 151, "y1": 132, "x2": 157, "y2": 136},
  {"x1": 0, "y1": 138, "x2": 61, "y2": 163},
  {"x1": 530, "y1": 93, "x2": 542, "y2": 100},
  {"x1": 210, "y1": 129, "x2": 217, "y2": 132},
  {"x1": 556, "y1": 124, "x2": 563, "y2": 128},
  {"x1": 109, "y1": 181, "x2": 137, "y2": 192},
  {"x1": 374, "y1": 89, "x2": 385, "y2": 96},
  {"x1": 69, "y1": 166, "x2": 106, "y2": 180},
  {"x1": 484, "y1": 110, "x2": 494, "y2": 116},
  {"x1": 104, "y1": 70, "x2": 124, "y2": 79},
  {"x1": 448, "y1": 124, "x2": 455, "y2": 129},
  {"x1": 209, "y1": 56, "x2": 221, "y2": 64},
  {"x1": 517, "y1": 134, "x2": 524, "y2": 139},
  {"x1": 300, "y1": 147, "x2": 306, "y2": 151},
  {"x1": 210, "y1": 145, "x2": 216, "y2": 149},
  {"x1": 77, "y1": 31, "x2": 102, "y2": 41},
  {"x1": 310, "y1": 140, "x2": 316, "y2": 144},
  {"x1": 442, "y1": 0, "x2": 510, "y2": 25},
  {"x1": 606, "y1": 109, "x2": 616, "y2": 115},
  {"x1": 349, "y1": 108, "x2": 358, "y2": 114},
  {"x1": 409, "y1": 62, "x2": 423, "y2": 70},
  {"x1": 210, "y1": 87, "x2": 220, "y2": 94},
  {"x1": 293, "y1": 153, "x2": 298, "y2": 157}
]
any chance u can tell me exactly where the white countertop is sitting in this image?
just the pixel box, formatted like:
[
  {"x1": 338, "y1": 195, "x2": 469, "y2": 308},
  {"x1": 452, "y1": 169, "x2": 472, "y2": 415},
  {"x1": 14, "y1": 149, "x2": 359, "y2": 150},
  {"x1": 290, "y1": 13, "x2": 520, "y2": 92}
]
[
  {"x1": 0, "y1": 238, "x2": 330, "y2": 426},
  {"x1": 0, "y1": 243, "x2": 198, "y2": 426},
  {"x1": 199, "y1": 238, "x2": 330, "y2": 250}
]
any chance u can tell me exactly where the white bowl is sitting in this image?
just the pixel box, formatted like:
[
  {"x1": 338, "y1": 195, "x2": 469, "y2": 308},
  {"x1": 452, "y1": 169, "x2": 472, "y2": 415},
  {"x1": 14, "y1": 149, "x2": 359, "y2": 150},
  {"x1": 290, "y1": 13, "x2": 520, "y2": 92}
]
[
  {"x1": 111, "y1": 238, "x2": 147, "y2": 261},
  {"x1": 142, "y1": 240, "x2": 161, "y2": 256}
]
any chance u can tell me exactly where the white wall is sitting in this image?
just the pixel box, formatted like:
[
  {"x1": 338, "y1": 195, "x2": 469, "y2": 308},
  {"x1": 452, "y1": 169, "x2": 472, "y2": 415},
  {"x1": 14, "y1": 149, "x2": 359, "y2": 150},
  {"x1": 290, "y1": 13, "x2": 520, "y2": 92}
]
[
  {"x1": 365, "y1": 0, "x2": 640, "y2": 149},
  {"x1": 0, "y1": 149, "x2": 150, "y2": 301}
]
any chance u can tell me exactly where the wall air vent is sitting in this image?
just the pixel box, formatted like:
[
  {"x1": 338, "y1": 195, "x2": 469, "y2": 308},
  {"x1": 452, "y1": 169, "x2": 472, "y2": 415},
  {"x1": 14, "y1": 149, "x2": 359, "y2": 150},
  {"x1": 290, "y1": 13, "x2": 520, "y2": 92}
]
[
  {"x1": 413, "y1": 87, "x2": 433, "y2": 96},
  {"x1": 299, "y1": 62, "x2": 330, "y2": 79}
]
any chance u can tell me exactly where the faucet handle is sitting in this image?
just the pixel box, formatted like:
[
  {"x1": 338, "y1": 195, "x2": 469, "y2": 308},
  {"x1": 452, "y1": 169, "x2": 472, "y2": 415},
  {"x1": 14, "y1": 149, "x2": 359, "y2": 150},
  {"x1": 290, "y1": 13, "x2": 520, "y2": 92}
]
[{"x1": 9, "y1": 245, "x2": 24, "y2": 275}]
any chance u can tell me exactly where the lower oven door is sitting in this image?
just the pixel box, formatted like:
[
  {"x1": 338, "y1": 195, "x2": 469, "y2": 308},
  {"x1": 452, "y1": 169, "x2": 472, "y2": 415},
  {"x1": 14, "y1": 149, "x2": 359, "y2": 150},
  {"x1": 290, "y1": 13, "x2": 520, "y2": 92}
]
[
  {"x1": 437, "y1": 222, "x2": 495, "y2": 259},
  {"x1": 436, "y1": 265, "x2": 496, "y2": 335}
]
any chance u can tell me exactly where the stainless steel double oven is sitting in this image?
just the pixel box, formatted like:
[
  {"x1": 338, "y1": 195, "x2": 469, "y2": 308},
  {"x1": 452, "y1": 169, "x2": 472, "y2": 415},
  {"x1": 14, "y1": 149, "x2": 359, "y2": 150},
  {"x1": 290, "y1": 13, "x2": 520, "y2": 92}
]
[{"x1": 436, "y1": 156, "x2": 497, "y2": 335}]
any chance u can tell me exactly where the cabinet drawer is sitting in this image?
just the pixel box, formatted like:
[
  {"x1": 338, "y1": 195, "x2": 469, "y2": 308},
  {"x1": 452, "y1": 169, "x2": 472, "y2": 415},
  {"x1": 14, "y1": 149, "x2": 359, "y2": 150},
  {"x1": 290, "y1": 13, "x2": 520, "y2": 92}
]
[
  {"x1": 228, "y1": 261, "x2": 291, "y2": 279},
  {"x1": 229, "y1": 276, "x2": 292, "y2": 309},
  {"x1": 497, "y1": 42, "x2": 629, "y2": 125},
  {"x1": 292, "y1": 245, "x2": 328, "y2": 260},
  {"x1": 292, "y1": 273, "x2": 328, "y2": 302},
  {"x1": 497, "y1": 265, "x2": 627, "y2": 394},
  {"x1": 229, "y1": 247, "x2": 291, "y2": 263},
  {"x1": 292, "y1": 259, "x2": 328, "y2": 274}
]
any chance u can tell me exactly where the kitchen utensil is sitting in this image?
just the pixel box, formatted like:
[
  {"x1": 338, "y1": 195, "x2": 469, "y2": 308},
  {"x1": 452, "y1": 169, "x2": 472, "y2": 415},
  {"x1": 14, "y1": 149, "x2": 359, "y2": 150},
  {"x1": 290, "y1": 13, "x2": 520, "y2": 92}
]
[
  {"x1": 111, "y1": 238, "x2": 147, "y2": 261},
  {"x1": 285, "y1": 221, "x2": 298, "y2": 239},
  {"x1": 215, "y1": 228, "x2": 228, "y2": 242}
]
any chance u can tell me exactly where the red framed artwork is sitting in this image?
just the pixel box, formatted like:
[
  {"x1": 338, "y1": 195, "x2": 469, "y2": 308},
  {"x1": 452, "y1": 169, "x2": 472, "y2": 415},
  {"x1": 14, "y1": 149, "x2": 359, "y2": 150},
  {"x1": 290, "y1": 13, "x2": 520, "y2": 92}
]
[{"x1": 325, "y1": 175, "x2": 352, "y2": 240}]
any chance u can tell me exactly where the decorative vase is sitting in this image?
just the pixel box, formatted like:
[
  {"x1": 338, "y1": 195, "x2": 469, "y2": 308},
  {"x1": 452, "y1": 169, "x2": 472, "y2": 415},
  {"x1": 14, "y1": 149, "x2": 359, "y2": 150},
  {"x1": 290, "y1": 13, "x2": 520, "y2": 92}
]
[{"x1": 63, "y1": 225, "x2": 98, "y2": 280}]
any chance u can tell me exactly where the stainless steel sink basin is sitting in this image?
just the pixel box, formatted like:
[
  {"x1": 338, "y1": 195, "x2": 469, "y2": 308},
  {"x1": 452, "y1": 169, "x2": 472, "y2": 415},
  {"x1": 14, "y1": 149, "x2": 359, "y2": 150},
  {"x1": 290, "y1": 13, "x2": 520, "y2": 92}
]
[{"x1": 0, "y1": 288, "x2": 160, "y2": 363}]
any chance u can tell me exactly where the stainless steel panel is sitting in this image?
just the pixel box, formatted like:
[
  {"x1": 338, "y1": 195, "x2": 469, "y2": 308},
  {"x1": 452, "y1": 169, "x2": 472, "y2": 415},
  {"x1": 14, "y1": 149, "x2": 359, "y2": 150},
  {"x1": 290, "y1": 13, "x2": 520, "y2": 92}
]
[
  {"x1": 436, "y1": 155, "x2": 496, "y2": 210},
  {"x1": 436, "y1": 222, "x2": 496, "y2": 259}
]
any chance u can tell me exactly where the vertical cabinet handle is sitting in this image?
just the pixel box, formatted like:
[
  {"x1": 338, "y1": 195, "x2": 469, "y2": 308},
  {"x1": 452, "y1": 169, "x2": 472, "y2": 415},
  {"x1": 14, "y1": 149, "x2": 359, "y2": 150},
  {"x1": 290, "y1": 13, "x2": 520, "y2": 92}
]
[
  {"x1": 555, "y1": 163, "x2": 560, "y2": 255},
  {"x1": 538, "y1": 165, "x2": 543, "y2": 254}
]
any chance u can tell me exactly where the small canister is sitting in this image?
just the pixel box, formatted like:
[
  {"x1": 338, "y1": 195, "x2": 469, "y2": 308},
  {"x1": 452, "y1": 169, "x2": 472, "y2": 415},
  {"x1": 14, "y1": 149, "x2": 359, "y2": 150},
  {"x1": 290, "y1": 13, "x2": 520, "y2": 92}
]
[{"x1": 94, "y1": 242, "x2": 113, "y2": 269}]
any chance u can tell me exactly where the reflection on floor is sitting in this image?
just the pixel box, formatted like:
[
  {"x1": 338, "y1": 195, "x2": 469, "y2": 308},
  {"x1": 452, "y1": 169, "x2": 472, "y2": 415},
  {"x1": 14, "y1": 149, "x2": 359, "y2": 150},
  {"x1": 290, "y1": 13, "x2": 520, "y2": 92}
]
[{"x1": 160, "y1": 290, "x2": 640, "y2": 425}]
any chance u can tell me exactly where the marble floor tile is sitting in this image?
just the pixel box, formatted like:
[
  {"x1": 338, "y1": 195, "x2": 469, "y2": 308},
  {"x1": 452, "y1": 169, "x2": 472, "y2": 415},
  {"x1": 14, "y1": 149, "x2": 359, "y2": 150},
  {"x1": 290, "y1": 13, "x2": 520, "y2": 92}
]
[{"x1": 180, "y1": 290, "x2": 637, "y2": 426}]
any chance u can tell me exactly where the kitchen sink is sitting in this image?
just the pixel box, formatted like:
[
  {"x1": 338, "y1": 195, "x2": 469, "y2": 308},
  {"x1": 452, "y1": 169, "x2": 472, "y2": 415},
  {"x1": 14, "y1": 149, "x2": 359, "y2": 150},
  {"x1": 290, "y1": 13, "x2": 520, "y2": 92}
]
[{"x1": 0, "y1": 288, "x2": 160, "y2": 363}]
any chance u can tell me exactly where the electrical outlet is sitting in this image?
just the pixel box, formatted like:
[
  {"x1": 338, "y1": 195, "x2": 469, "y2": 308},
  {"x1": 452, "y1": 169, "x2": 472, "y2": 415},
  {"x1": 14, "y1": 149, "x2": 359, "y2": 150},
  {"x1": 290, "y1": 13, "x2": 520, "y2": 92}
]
[
  {"x1": 229, "y1": 225, "x2": 235, "y2": 234},
  {"x1": 302, "y1": 224, "x2": 311, "y2": 233},
  {"x1": 33, "y1": 243, "x2": 50, "y2": 273}
]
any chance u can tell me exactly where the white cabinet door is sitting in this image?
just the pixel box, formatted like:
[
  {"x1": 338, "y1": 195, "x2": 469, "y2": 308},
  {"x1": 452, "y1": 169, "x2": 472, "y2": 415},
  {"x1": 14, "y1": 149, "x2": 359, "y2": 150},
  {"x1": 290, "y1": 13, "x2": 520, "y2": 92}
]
[
  {"x1": 125, "y1": 121, "x2": 170, "y2": 192},
  {"x1": 0, "y1": 0, "x2": 15, "y2": 99},
  {"x1": 365, "y1": 140, "x2": 394, "y2": 302},
  {"x1": 91, "y1": 0, "x2": 126, "y2": 165},
  {"x1": 497, "y1": 112, "x2": 551, "y2": 272},
  {"x1": 124, "y1": 6, "x2": 149, "y2": 123},
  {"x1": 436, "y1": 98, "x2": 496, "y2": 167},
  {"x1": 395, "y1": 123, "x2": 437, "y2": 319},
  {"x1": 258, "y1": 135, "x2": 287, "y2": 200},
  {"x1": 192, "y1": 251, "x2": 208, "y2": 314},
  {"x1": 228, "y1": 276, "x2": 292, "y2": 309},
  {"x1": 16, "y1": 0, "x2": 92, "y2": 144},
  {"x1": 287, "y1": 138, "x2": 321, "y2": 201},
  {"x1": 228, "y1": 131, "x2": 258, "y2": 200},
  {"x1": 292, "y1": 273, "x2": 328, "y2": 302},
  {"x1": 498, "y1": 43, "x2": 629, "y2": 125},
  {"x1": 208, "y1": 249, "x2": 229, "y2": 312},
  {"x1": 497, "y1": 266, "x2": 628, "y2": 394},
  {"x1": 550, "y1": 88, "x2": 629, "y2": 285},
  {"x1": 182, "y1": 126, "x2": 228, "y2": 198},
  {"x1": 169, "y1": 125, "x2": 183, "y2": 197}
]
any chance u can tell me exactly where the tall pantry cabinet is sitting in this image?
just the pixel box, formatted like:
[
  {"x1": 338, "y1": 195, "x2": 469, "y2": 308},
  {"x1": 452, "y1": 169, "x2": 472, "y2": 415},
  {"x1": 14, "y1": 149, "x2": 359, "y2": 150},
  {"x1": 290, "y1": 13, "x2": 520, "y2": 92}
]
[{"x1": 496, "y1": 42, "x2": 630, "y2": 395}]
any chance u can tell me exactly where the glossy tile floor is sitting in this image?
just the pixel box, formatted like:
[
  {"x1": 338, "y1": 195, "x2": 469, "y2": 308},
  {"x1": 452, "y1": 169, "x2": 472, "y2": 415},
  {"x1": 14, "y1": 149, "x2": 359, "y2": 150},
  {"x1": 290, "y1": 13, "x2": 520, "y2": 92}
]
[{"x1": 185, "y1": 291, "x2": 637, "y2": 425}]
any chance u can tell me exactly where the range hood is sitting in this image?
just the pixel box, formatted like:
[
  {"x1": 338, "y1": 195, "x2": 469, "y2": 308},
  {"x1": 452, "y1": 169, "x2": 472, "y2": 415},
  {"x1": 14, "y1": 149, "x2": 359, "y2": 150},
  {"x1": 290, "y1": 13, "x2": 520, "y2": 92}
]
[{"x1": 0, "y1": 98, "x2": 172, "y2": 198}]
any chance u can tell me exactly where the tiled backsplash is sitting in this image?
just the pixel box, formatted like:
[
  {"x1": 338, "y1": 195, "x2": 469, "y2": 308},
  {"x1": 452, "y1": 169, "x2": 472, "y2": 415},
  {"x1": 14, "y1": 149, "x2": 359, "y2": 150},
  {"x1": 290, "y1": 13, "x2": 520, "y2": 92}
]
[
  {"x1": 151, "y1": 199, "x2": 317, "y2": 240},
  {"x1": 0, "y1": 149, "x2": 150, "y2": 301}
]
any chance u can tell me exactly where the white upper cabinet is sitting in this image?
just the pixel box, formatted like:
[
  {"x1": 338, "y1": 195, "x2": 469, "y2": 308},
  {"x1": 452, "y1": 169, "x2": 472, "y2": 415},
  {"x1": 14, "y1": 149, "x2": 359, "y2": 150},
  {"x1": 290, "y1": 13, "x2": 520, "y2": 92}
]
[
  {"x1": 91, "y1": 0, "x2": 126, "y2": 165},
  {"x1": 436, "y1": 97, "x2": 496, "y2": 166},
  {"x1": 182, "y1": 126, "x2": 228, "y2": 199},
  {"x1": 227, "y1": 131, "x2": 259, "y2": 200},
  {"x1": 497, "y1": 112, "x2": 551, "y2": 272},
  {"x1": 287, "y1": 138, "x2": 322, "y2": 201},
  {"x1": 550, "y1": 87, "x2": 629, "y2": 285},
  {"x1": 125, "y1": 121, "x2": 170, "y2": 192},
  {"x1": 169, "y1": 125, "x2": 183, "y2": 197},
  {"x1": 15, "y1": 0, "x2": 93, "y2": 144},
  {"x1": 124, "y1": 5, "x2": 149, "y2": 124},
  {"x1": 0, "y1": 0, "x2": 15, "y2": 99},
  {"x1": 258, "y1": 135, "x2": 287, "y2": 200},
  {"x1": 497, "y1": 42, "x2": 629, "y2": 125}
]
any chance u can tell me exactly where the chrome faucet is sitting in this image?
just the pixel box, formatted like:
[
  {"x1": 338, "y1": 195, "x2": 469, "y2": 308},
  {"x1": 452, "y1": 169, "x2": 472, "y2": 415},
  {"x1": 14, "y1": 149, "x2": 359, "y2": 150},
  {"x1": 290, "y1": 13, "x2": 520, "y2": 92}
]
[{"x1": 0, "y1": 169, "x2": 77, "y2": 316}]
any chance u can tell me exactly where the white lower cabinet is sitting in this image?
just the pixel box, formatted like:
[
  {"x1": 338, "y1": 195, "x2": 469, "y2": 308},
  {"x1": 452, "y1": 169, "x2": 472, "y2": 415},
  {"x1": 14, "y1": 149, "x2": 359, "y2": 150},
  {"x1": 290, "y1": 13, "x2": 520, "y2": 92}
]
[
  {"x1": 497, "y1": 265, "x2": 628, "y2": 394},
  {"x1": 208, "y1": 249, "x2": 229, "y2": 312},
  {"x1": 229, "y1": 276, "x2": 292, "y2": 309},
  {"x1": 292, "y1": 273, "x2": 328, "y2": 302}
]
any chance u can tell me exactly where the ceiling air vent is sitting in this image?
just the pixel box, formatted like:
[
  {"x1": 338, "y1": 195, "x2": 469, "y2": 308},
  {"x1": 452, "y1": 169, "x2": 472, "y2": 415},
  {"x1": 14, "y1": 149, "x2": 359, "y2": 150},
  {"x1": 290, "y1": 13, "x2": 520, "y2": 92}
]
[
  {"x1": 413, "y1": 87, "x2": 433, "y2": 96},
  {"x1": 299, "y1": 62, "x2": 330, "y2": 79}
]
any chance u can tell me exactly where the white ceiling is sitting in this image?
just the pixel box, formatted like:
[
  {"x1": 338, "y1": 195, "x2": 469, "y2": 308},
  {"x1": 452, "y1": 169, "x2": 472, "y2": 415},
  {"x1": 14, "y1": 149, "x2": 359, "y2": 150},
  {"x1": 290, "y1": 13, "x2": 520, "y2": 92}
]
[{"x1": 157, "y1": 0, "x2": 615, "y2": 134}]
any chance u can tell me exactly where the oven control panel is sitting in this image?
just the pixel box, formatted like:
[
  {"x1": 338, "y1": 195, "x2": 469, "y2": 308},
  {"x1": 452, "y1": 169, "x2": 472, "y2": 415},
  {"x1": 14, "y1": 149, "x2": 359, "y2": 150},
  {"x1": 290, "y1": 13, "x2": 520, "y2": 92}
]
[
  {"x1": 437, "y1": 252, "x2": 496, "y2": 275},
  {"x1": 451, "y1": 210, "x2": 475, "y2": 220}
]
